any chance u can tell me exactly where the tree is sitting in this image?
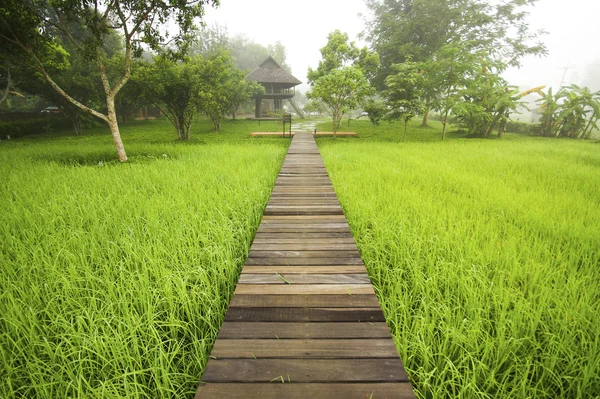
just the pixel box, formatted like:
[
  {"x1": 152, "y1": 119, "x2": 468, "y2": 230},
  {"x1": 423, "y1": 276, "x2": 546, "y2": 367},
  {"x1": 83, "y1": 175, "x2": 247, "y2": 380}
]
[
  {"x1": 139, "y1": 56, "x2": 203, "y2": 141},
  {"x1": 362, "y1": 98, "x2": 386, "y2": 129},
  {"x1": 422, "y1": 44, "x2": 476, "y2": 140},
  {"x1": 198, "y1": 50, "x2": 263, "y2": 131},
  {"x1": 307, "y1": 30, "x2": 379, "y2": 85},
  {"x1": 308, "y1": 67, "x2": 374, "y2": 134},
  {"x1": 0, "y1": 0, "x2": 217, "y2": 161},
  {"x1": 364, "y1": 0, "x2": 547, "y2": 125},
  {"x1": 454, "y1": 73, "x2": 521, "y2": 138},
  {"x1": 384, "y1": 59, "x2": 425, "y2": 141},
  {"x1": 537, "y1": 85, "x2": 600, "y2": 139}
]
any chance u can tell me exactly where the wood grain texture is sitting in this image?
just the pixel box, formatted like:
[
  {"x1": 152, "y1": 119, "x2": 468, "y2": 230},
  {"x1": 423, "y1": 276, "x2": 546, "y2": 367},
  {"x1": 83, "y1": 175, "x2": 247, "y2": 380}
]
[
  {"x1": 237, "y1": 273, "x2": 370, "y2": 284},
  {"x1": 211, "y1": 339, "x2": 399, "y2": 359},
  {"x1": 217, "y1": 322, "x2": 392, "y2": 339},
  {"x1": 195, "y1": 383, "x2": 415, "y2": 399},
  {"x1": 224, "y1": 307, "x2": 385, "y2": 322},
  {"x1": 228, "y1": 294, "x2": 380, "y2": 308},
  {"x1": 201, "y1": 359, "x2": 408, "y2": 383}
]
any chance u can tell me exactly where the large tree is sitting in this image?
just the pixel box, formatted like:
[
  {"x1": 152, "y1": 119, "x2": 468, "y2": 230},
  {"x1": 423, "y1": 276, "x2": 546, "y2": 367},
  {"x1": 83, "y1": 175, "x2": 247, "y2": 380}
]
[
  {"x1": 0, "y1": 0, "x2": 217, "y2": 161},
  {"x1": 364, "y1": 0, "x2": 547, "y2": 125},
  {"x1": 365, "y1": 0, "x2": 546, "y2": 83},
  {"x1": 307, "y1": 30, "x2": 379, "y2": 85},
  {"x1": 197, "y1": 50, "x2": 263, "y2": 131},
  {"x1": 308, "y1": 67, "x2": 374, "y2": 134},
  {"x1": 138, "y1": 56, "x2": 204, "y2": 141}
]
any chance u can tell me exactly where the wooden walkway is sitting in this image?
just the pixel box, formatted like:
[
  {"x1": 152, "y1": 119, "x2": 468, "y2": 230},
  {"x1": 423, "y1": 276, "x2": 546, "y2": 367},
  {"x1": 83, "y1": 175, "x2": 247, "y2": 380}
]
[{"x1": 195, "y1": 132, "x2": 415, "y2": 398}]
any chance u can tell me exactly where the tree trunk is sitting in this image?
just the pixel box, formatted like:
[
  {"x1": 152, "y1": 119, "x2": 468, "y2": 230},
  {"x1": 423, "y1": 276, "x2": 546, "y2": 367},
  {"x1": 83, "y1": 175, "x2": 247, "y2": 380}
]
[
  {"x1": 441, "y1": 111, "x2": 448, "y2": 141},
  {"x1": 421, "y1": 109, "x2": 429, "y2": 126},
  {"x1": 106, "y1": 95, "x2": 127, "y2": 161},
  {"x1": 582, "y1": 112, "x2": 596, "y2": 139}
]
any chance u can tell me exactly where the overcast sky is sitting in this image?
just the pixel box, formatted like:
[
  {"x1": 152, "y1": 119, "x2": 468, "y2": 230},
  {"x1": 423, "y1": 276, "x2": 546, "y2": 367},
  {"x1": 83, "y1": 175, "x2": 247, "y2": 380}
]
[{"x1": 203, "y1": 0, "x2": 600, "y2": 93}]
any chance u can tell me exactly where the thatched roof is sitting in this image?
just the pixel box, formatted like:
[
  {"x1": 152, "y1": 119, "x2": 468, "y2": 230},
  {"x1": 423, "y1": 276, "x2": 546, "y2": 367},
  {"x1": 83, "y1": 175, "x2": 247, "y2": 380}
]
[{"x1": 246, "y1": 56, "x2": 302, "y2": 85}]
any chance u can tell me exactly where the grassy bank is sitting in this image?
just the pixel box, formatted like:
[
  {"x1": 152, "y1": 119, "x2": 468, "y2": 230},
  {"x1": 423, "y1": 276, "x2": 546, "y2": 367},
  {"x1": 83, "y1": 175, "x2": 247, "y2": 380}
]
[
  {"x1": 318, "y1": 126, "x2": 600, "y2": 398},
  {"x1": 0, "y1": 119, "x2": 288, "y2": 398}
]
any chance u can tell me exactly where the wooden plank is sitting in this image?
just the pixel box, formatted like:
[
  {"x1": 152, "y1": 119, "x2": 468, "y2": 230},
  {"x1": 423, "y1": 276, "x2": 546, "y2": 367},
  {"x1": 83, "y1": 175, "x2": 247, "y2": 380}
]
[
  {"x1": 228, "y1": 294, "x2": 380, "y2": 308},
  {"x1": 251, "y1": 243, "x2": 357, "y2": 251},
  {"x1": 257, "y1": 226, "x2": 350, "y2": 233},
  {"x1": 234, "y1": 284, "x2": 373, "y2": 295},
  {"x1": 244, "y1": 257, "x2": 364, "y2": 266},
  {"x1": 211, "y1": 339, "x2": 399, "y2": 359},
  {"x1": 237, "y1": 273, "x2": 370, "y2": 284},
  {"x1": 241, "y1": 266, "x2": 366, "y2": 274},
  {"x1": 195, "y1": 382, "x2": 415, "y2": 399},
  {"x1": 261, "y1": 219, "x2": 347, "y2": 225},
  {"x1": 201, "y1": 358, "x2": 408, "y2": 383},
  {"x1": 225, "y1": 307, "x2": 384, "y2": 322},
  {"x1": 262, "y1": 215, "x2": 345, "y2": 220},
  {"x1": 248, "y1": 250, "x2": 360, "y2": 258},
  {"x1": 252, "y1": 232, "x2": 354, "y2": 239},
  {"x1": 252, "y1": 237, "x2": 355, "y2": 243},
  {"x1": 217, "y1": 322, "x2": 391, "y2": 339}
]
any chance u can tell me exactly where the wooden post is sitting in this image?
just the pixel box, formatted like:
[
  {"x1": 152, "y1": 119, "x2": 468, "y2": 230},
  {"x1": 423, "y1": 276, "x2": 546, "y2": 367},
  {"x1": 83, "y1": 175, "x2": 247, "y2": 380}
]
[{"x1": 255, "y1": 98, "x2": 261, "y2": 118}]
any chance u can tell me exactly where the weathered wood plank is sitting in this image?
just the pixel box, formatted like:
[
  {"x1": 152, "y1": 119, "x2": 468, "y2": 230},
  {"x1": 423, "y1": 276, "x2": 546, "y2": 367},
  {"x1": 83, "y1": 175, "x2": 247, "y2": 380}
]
[
  {"x1": 234, "y1": 284, "x2": 374, "y2": 295},
  {"x1": 237, "y1": 273, "x2": 370, "y2": 284},
  {"x1": 241, "y1": 266, "x2": 366, "y2": 274},
  {"x1": 244, "y1": 257, "x2": 364, "y2": 266},
  {"x1": 252, "y1": 232, "x2": 354, "y2": 239},
  {"x1": 252, "y1": 238, "x2": 356, "y2": 245},
  {"x1": 217, "y1": 322, "x2": 391, "y2": 339},
  {"x1": 228, "y1": 294, "x2": 380, "y2": 308},
  {"x1": 225, "y1": 307, "x2": 384, "y2": 322},
  {"x1": 201, "y1": 359, "x2": 408, "y2": 382},
  {"x1": 251, "y1": 243, "x2": 357, "y2": 251},
  {"x1": 195, "y1": 382, "x2": 416, "y2": 399},
  {"x1": 211, "y1": 339, "x2": 399, "y2": 359},
  {"x1": 248, "y1": 250, "x2": 360, "y2": 258}
]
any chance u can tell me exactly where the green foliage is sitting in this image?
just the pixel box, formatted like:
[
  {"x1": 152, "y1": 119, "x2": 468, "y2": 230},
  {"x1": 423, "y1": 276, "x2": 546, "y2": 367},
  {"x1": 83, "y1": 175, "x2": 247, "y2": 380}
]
[
  {"x1": 537, "y1": 85, "x2": 600, "y2": 139},
  {"x1": 364, "y1": 0, "x2": 547, "y2": 89},
  {"x1": 384, "y1": 59, "x2": 425, "y2": 140},
  {"x1": 308, "y1": 66, "x2": 374, "y2": 134},
  {"x1": 138, "y1": 56, "x2": 204, "y2": 140},
  {"x1": 307, "y1": 30, "x2": 379, "y2": 85},
  {"x1": 319, "y1": 136, "x2": 600, "y2": 398},
  {"x1": 362, "y1": 98, "x2": 386, "y2": 126},
  {"x1": 0, "y1": 0, "x2": 218, "y2": 160},
  {"x1": 454, "y1": 72, "x2": 522, "y2": 138},
  {"x1": 0, "y1": 117, "x2": 72, "y2": 138},
  {"x1": 197, "y1": 50, "x2": 264, "y2": 130}
]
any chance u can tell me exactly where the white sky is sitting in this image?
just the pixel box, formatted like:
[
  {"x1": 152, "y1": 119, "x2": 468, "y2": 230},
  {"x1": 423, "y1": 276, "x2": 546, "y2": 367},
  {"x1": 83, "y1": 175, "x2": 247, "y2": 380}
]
[{"x1": 203, "y1": 0, "x2": 600, "y2": 93}]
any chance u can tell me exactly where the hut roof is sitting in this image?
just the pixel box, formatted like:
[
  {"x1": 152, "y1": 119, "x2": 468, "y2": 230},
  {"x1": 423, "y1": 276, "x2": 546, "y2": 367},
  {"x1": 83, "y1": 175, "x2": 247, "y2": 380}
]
[{"x1": 246, "y1": 56, "x2": 302, "y2": 85}]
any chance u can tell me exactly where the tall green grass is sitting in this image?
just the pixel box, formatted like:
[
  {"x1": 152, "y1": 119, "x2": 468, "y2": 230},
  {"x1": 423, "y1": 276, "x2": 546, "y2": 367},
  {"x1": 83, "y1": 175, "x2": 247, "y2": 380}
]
[
  {"x1": 0, "y1": 119, "x2": 288, "y2": 398},
  {"x1": 319, "y1": 135, "x2": 600, "y2": 398}
]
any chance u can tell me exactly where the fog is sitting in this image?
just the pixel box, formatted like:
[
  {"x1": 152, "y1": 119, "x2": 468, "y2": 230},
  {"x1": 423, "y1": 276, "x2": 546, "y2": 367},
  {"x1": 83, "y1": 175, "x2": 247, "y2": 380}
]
[{"x1": 203, "y1": 0, "x2": 600, "y2": 94}]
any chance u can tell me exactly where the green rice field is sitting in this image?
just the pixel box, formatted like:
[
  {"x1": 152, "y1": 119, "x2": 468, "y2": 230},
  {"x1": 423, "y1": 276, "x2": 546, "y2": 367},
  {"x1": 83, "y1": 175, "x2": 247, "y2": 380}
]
[
  {"x1": 318, "y1": 120, "x2": 600, "y2": 398},
  {"x1": 1, "y1": 117, "x2": 599, "y2": 398},
  {"x1": 0, "y1": 119, "x2": 288, "y2": 398}
]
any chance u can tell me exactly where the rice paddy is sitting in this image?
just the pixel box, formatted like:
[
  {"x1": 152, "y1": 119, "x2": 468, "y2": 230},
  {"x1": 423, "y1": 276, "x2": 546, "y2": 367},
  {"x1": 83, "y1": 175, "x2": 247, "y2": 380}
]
[
  {"x1": 318, "y1": 120, "x2": 600, "y2": 398},
  {"x1": 0, "y1": 118, "x2": 288, "y2": 398}
]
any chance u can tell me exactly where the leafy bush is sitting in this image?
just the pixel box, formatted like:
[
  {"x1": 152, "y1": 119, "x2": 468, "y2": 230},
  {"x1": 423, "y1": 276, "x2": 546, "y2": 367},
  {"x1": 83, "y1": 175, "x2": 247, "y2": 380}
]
[
  {"x1": 505, "y1": 120, "x2": 541, "y2": 135},
  {"x1": 0, "y1": 117, "x2": 72, "y2": 138}
]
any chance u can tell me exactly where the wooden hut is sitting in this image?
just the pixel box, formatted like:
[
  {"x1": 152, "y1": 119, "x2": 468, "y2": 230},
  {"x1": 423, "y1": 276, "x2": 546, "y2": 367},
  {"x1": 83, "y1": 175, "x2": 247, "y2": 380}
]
[{"x1": 246, "y1": 56, "x2": 303, "y2": 118}]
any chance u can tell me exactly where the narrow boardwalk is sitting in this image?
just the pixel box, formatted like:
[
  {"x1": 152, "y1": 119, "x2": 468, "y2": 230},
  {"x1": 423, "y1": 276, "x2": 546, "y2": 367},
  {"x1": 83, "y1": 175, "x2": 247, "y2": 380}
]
[{"x1": 195, "y1": 132, "x2": 415, "y2": 398}]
